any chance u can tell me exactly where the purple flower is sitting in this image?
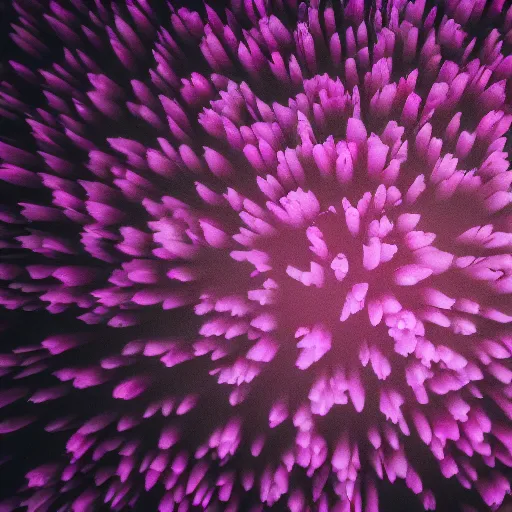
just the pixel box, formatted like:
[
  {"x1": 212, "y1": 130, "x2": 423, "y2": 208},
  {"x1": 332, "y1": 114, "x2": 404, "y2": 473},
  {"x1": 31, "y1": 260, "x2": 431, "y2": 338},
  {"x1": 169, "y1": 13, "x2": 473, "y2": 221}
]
[{"x1": 0, "y1": 0, "x2": 511, "y2": 510}]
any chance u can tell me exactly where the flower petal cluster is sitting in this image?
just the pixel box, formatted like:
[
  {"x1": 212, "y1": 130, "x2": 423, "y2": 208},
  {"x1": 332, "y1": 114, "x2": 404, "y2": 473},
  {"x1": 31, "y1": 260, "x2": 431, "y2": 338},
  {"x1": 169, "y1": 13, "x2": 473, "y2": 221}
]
[{"x1": 0, "y1": 0, "x2": 511, "y2": 510}]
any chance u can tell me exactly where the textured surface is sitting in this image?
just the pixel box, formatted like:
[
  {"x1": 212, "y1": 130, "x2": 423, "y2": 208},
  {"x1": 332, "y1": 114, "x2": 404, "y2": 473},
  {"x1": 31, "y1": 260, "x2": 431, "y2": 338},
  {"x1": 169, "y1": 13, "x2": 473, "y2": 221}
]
[{"x1": 0, "y1": 0, "x2": 511, "y2": 510}]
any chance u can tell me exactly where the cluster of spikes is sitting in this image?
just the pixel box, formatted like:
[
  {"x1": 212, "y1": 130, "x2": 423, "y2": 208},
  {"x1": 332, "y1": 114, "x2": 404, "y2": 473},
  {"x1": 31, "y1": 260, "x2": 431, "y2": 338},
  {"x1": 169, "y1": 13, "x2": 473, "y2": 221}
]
[{"x1": 0, "y1": 0, "x2": 511, "y2": 510}]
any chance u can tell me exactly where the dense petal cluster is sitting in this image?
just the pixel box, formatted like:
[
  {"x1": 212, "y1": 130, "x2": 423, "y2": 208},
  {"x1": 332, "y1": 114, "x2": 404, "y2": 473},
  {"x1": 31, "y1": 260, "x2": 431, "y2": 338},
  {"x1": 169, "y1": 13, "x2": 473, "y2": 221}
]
[{"x1": 0, "y1": 0, "x2": 511, "y2": 510}]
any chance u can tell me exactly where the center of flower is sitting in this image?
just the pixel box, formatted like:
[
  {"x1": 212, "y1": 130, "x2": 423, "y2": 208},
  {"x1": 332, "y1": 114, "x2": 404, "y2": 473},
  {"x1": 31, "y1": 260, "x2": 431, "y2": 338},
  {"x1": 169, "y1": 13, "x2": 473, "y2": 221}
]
[{"x1": 224, "y1": 183, "x2": 426, "y2": 372}]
